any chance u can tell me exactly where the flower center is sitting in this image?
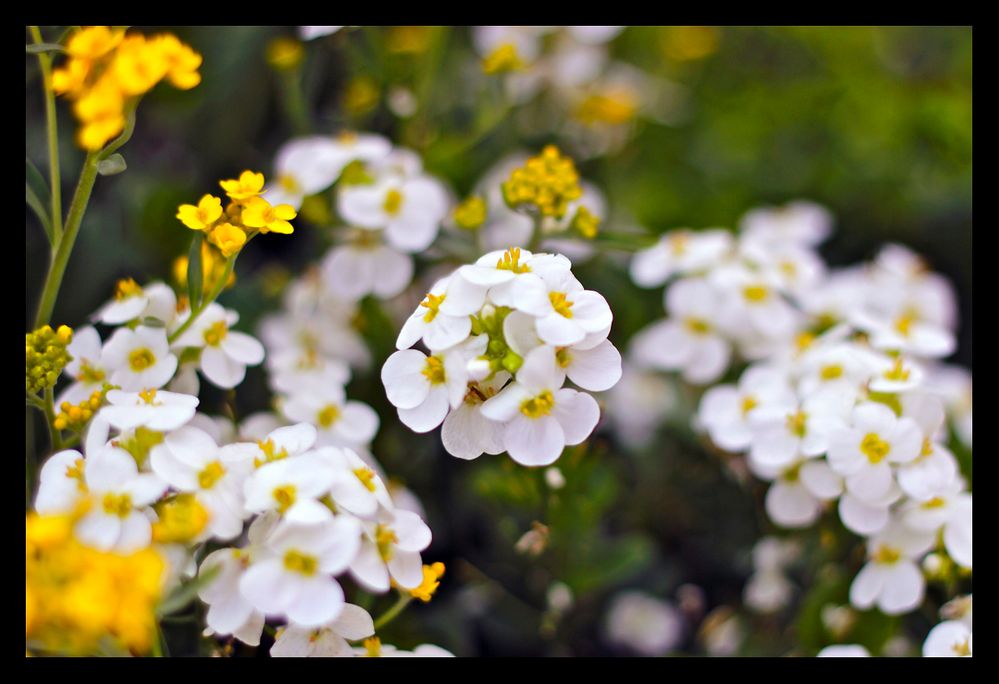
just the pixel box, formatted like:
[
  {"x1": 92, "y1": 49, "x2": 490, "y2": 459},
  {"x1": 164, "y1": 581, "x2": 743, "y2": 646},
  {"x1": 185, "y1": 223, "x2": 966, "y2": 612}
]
[
  {"x1": 820, "y1": 364, "x2": 843, "y2": 380},
  {"x1": 203, "y1": 320, "x2": 228, "y2": 347},
  {"x1": 317, "y1": 404, "x2": 341, "y2": 429},
  {"x1": 743, "y1": 285, "x2": 770, "y2": 303},
  {"x1": 283, "y1": 549, "x2": 318, "y2": 576},
  {"x1": 362, "y1": 636, "x2": 382, "y2": 657},
  {"x1": 860, "y1": 433, "x2": 891, "y2": 463},
  {"x1": 420, "y1": 292, "x2": 446, "y2": 323},
  {"x1": 873, "y1": 545, "x2": 901, "y2": 565},
  {"x1": 375, "y1": 524, "x2": 398, "y2": 561},
  {"x1": 740, "y1": 395, "x2": 758, "y2": 416},
  {"x1": 383, "y1": 188, "x2": 404, "y2": 216},
  {"x1": 77, "y1": 360, "x2": 106, "y2": 384},
  {"x1": 549, "y1": 292, "x2": 574, "y2": 318},
  {"x1": 128, "y1": 347, "x2": 156, "y2": 372},
  {"x1": 198, "y1": 461, "x2": 226, "y2": 489},
  {"x1": 951, "y1": 637, "x2": 971, "y2": 657},
  {"x1": 65, "y1": 458, "x2": 87, "y2": 491},
  {"x1": 102, "y1": 492, "x2": 133, "y2": 518},
  {"x1": 422, "y1": 356, "x2": 447, "y2": 385},
  {"x1": 520, "y1": 390, "x2": 555, "y2": 419},
  {"x1": 684, "y1": 317, "x2": 712, "y2": 335},
  {"x1": 138, "y1": 388, "x2": 158, "y2": 405},
  {"x1": 882, "y1": 358, "x2": 911, "y2": 382},
  {"x1": 272, "y1": 484, "x2": 297, "y2": 513},
  {"x1": 555, "y1": 347, "x2": 572, "y2": 368},
  {"x1": 254, "y1": 438, "x2": 288, "y2": 468},
  {"x1": 786, "y1": 410, "x2": 807, "y2": 438},
  {"x1": 114, "y1": 277, "x2": 144, "y2": 300},
  {"x1": 278, "y1": 173, "x2": 301, "y2": 193}
]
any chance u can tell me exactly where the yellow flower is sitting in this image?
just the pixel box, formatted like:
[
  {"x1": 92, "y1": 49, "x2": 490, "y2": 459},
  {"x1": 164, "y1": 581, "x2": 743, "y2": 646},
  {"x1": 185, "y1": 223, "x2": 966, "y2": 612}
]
[
  {"x1": 219, "y1": 170, "x2": 266, "y2": 201},
  {"x1": 501, "y1": 145, "x2": 582, "y2": 219},
  {"x1": 409, "y1": 562, "x2": 446, "y2": 602},
  {"x1": 151, "y1": 494, "x2": 209, "y2": 544},
  {"x1": 241, "y1": 196, "x2": 297, "y2": 234},
  {"x1": 176, "y1": 194, "x2": 224, "y2": 231},
  {"x1": 51, "y1": 58, "x2": 91, "y2": 98},
  {"x1": 72, "y1": 77, "x2": 126, "y2": 151},
  {"x1": 453, "y1": 196, "x2": 488, "y2": 230},
  {"x1": 482, "y1": 43, "x2": 524, "y2": 74},
  {"x1": 154, "y1": 34, "x2": 203, "y2": 89},
  {"x1": 266, "y1": 36, "x2": 304, "y2": 71},
  {"x1": 65, "y1": 26, "x2": 125, "y2": 61},
  {"x1": 208, "y1": 222, "x2": 247, "y2": 257},
  {"x1": 112, "y1": 34, "x2": 170, "y2": 96}
]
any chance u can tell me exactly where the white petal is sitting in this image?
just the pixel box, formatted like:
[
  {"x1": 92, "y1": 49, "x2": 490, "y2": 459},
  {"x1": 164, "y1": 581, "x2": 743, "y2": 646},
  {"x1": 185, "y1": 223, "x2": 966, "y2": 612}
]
[
  {"x1": 398, "y1": 387, "x2": 450, "y2": 433},
  {"x1": 286, "y1": 577, "x2": 345, "y2": 628},
  {"x1": 221, "y1": 332, "x2": 265, "y2": 365},
  {"x1": 382, "y1": 350, "x2": 431, "y2": 410},
  {"x1": 552, "y1": 389, "x2": 600, "y2": 446},
  {"x1": 504, "y1": 415, "x2": 565, "y2": 466},
  {"x1": 565, "y1": 340, "x2": 622, "y2": 392}
]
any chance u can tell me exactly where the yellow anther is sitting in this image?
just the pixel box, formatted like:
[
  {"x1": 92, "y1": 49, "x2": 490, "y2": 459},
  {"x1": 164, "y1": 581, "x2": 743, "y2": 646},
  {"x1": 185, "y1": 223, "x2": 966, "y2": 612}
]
[
  {"x1": 740, "y1": 395, "x2": 758, "y2": 416},
  {"x1": 420, "y1": 292, "x2": 446, "y2": 323},
  {"x1": 266, "y1": 37, "x2": 304, "y2": 71},
  {"x1": 272, "y1": 485, "x2": 297, "y2": 514},
  {"x1": 786, "y1": 410, "x2": 808, "y2": 438},
  {"x1": 254, "y1": 438, "x2": 288, "y2": 468},
  {"x1": 198, "y1": 461, "x2": 226, "y2": 490},
  {"x1": 152, "y1": 494, "x2": 209, "y2": 544},
  {"x1": 495, "y1": 247, "x2": 531, "y2": 273},
  {"x1": 920, "y1": 437, "x2": 934, "y2": 458},
  {"x1": 882, "y1": 358, "x2": 911, "y2": 382},
  {"x1": 102, "y1": 492, "x2": 133, "y2": 518},
  {"x1": 114, "y1": 278, "x2": 144, "y2": 300},
  {"x1": 203, "y1": 320, "x2": 228, "y2": 347},
  {"x1": 283, "y1": 550, "x2": 318, "y2": 576},
  {"x1": 743, "y1": 285, "x2": 770, "y2": 302},
  {"x1": 549, "y1": 292, "x2": 574, "y2": 318},
  {"x1": 362, "y1": 636, "x2": 382, "y2": 657},
  {"x1": 684, "y1": 317, "x2": 712, "y2": 335},
  {"x1": 860, "y1": 432, "x2": 891, "y2": 464},
  {"x1": 894, "y1": 314, "x2": 915, "y2": 337},
  {"x1": 317, "y1": 404, "x2": 341, "y2": 429},
  {"x1": 520, "y1": 390, "x2": 555, "y2": 419},
  {"x1": 353, "y1": 467, "x2": 378, "y2": 493},
  {"x1": 138, "y1": 388, "x2": 158, "y2": 405},
  {"x1": 820, "y1": 364, "x2": 844, "y2": 381},
  {"x1": 375, "y1": 524, "x2": 399, "y2": 561},
  {"x1": 76, "y1": 360, "x2": 105, "y2": 384},
  {"x1": 128, "y1": 348, "x2": 156, "y2": 372},
  {"x1": 873, "y1": 545, "x2": 901, "y2": 564},
  {"x1": 795, "y1": 332, "x2": 816, "y2": 353},
  {"x1": 421, "y1": 356, "x2": 447, "y2": 385},
  {"x1": 555, "y1": 347, "x2": 572, "y2": 368}
]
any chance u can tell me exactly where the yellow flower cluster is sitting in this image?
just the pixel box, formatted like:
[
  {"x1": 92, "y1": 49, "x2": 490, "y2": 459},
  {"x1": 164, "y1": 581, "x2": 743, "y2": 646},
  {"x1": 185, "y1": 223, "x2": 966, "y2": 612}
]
[
  {"x1": 501, "y1": 145, "x2": 582, "y2": 220},
  {"x1": 570, "y1": 205, "x2": 601, "y2": 239},
  {"x1": 408, "y1": 561, "x2": 446, "y2": 602},
  {"x1": 26, "y1": 325, "x2": 73, "y2": 395},
  {"x1": 176, "y1": 171, "x2": 297, "y2": 257},
  {"x1": 482, "y1": 43, "x2": 525, "y2": 74},
  {"x1": 453, "y1": 195, "x2": 488, "y2": 230},
  {"x1": 52, "y1": 26, "x2": 202, "y2": 151},
  {"x1": 151, "y1": 494, "x2": 209, "y2": 544},
  {"x1": 26, "y1": 512, "x2": 165, "y2": 655},
  {"x1": 53, "y1": 387, "x2": 110, "y2": 432}
]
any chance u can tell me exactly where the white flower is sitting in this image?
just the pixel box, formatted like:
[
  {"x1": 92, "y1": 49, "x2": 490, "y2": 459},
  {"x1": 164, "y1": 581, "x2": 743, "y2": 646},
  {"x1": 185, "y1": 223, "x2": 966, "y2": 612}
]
[
  {"x1": 381, "y1": 347, "x2": 469, "y2": 433},
  {"x1": 738, "y1": 201, "x2": 832, "y2": 248},
  {"x1": 271, "y1": 604, "x2": 374, "y2": 657},
  {"x1": 629, "y1": 229, "x2": 733, "y2": 288},
  {"x1": 98, "y1": 388, "x2": 198, "y2": 432},
  {"x1": 73, "y1": 446, "x2": 167, "y2": 552},
  {"x1": 527, "y1": 267, "x2": 613, "y2": 347},
  {"x1": 198, "y1": 547, "x2": 266, "y2": 646},
  {"x1": 299, "y1": 26, "x2": 344, "y2": 41},
  {"x1": 827, "y1": 402, "x2": 922, "y2": 503},
  {"x1": 101, "y1": 325, "x2": 178, "y2": 391},
  {"x1": 95, "y1": 281, "x2": 176, "y2": 325},
  {"x1": 744, "y1": 569, "x2": 793, "y2": 614},
  {"x1": 34, "y1": 449, "x2": 88, "y2": 514},
  {"x1": 446, "y1": 248, "x2": 573, "y2": 318},
  {"x1": 440, "y1": 372, "x2": 509, "y2": 460},
  {"x1": 630, "y1": 278, "x2": 731, "y2": 384},
  {"x1": 712, "y1": 265, "x2": 800, "y2": 343},
  {"x1": 172, "y1": 303, "x2": 265, "y2": 389},
  {"x1": 149, "y1": 426, "x2": 253, "y2": 540},
  {"x1": 849, "y1": 521, "x2": 935, "y2": 615},
  {"x1": 243, "y1": 451, "x2": 337, "y2": 524},
  {"x1": 480, "y1": 346, "x2": 599, "y2": 466},
  {"x1": 338, "y1": 172, "x2": 449, "y2": 252},
  {"x1": 264, "y1": 136, "x2": 352, "y2": 210},
  {"x1": 315, "y1": 446, "x2": 394, "y2": 520},
  {"x1": 58, "y1": 325, "x2": 110, "y2": 405},
  {"x1": 282, "y1": 384, "x2": 379, "y2": 450},
  {"x1": 698, "y1": 365, "x2": 795, "y2": 453},
  {"x1": 396, "y1": 275, "x2": 473, "y2": 351},
  {"x1": 349, "y1": 509, "x2": 432, "y2": 592},
  {"x1": 761, "y1": 459, "x2": 843, "y2": 528},
  {"x1": 604, "y1": 591, "x2": 685, "y2": 656},
  {"x1": 320, "y1": 239, "x2": 414, "y2": 301},
  {"x1": 817, "y1": 644, "x2": 870, "y2": 657},
  {"x1": 239, "y1": 517, "x2": 361, "y2": 627},
  {"x1": 923, "y1": 621, "x2": 972, "y2": 657},
  {"x1": 747, "y1": 392, "x2": 850, "y2": 470},
  {"x1": 837, "y1": 484, "x2": 903, "y2": 536},
  {"x1": 896, "y1": 393, "x2": 959, "y2": 501}
]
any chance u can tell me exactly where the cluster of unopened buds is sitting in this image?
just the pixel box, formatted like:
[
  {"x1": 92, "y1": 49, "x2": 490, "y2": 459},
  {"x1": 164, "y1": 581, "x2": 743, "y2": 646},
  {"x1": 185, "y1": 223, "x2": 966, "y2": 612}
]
[{"x1": 383, "y1": 246, "x2": 621, "y2": 466}]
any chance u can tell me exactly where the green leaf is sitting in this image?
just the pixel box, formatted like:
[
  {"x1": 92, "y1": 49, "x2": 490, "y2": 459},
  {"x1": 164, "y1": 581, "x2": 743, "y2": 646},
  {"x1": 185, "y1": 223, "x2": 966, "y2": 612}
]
[
  {"x1": 26, "y1": 158, "x2": 50, "y2": 206},
  {"x1": 25, "y1": 43, "x2": 66, "y2": 54},
  {"x1": 156, "y1": 564, "x2": 220, "y2": 617},
  {"x1": 26, "y1": 183, "x2": 53, "y2": 245},
  {"x1": 97, "y1": 153, "x2": 127, "y2": 176},
  {"x1": 187, "y1": 233, "x2": 204, "y2": 311}
]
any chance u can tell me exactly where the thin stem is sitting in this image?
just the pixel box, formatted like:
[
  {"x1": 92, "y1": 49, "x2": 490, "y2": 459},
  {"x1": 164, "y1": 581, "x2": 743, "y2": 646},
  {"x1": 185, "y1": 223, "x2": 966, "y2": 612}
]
[
  {"x1": 527, "y1": 214, "x2": 544, "y2": 252},
  {"x1": 373, "y1": 593, "x2": 412, "y2": 631},
  {"x1": 33, "y1": 151, "x2": 100, "y2": 328},
  {"x1": 30, "y1": 26, "x2": 63, "y2": 243},
  {"x1": 168, "y1": 255, "x2": 237, "y2": 344}
]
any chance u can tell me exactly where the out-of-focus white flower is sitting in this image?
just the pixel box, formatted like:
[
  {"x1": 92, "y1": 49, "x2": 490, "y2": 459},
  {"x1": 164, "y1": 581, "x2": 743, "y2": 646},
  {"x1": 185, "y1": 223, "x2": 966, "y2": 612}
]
[
  {"x1": 849, "y1": 521, "x2": 935, "y2": 615},
  {"x1": 605, "y1": 591, "x2": 685, "y2": 656},
  {"x1": 922, "y1": 621, "x2": 972, "y2": 657},
  {"x1": 271, "y1": 604, "x2": 374, "y2": 657},
  {"x1": 99, "y1": 388, "x2": 198, "y2": 433},
  {"x1": 817, "y1": 644, "x2": 870, "y2": 657},
  {"x1": 630, "y1": 229, "x2": 733, "y2": 289},
  {"x1": 101, "y1": 325, "x2": 178, "y2": 391}
]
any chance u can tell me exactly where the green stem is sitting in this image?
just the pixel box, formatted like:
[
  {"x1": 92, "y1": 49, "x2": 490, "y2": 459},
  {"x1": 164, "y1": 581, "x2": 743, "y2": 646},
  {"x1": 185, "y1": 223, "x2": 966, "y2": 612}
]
[
  {"x1": 527, "y1": 214, "x2": 544, "y2": 252},
  {"x1": 280, "y1": 69, "x2": 310, "y2": 136},
  {"x1": 30, "y1": 26, "x2": 63, "y2": 243},
  {"x1": 168, "y1": 255, "x2": 237, "y2": 344},
  {"x1": 33, "y1": 151, "x2": 99, "y2": 329},
  {"x1": 373, "y1": 593, "x2": 412, "y2": 631}
]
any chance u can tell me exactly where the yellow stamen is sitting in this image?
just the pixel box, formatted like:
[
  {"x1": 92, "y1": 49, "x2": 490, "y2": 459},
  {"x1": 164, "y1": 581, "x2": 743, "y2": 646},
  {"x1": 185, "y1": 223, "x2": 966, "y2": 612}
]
[
  {"x1": 272, "y1": 485, "x2": 296, "y2": 513},
  {"x1": 420, "y1": 292, "x2": 446, "y2": 323},
  {"x1": 198, "y1": 461, "x2": 226, "y2": 489},
  {"x1": 549, "y1": 292, "x2": 574, "y2": 318},
  {"x1": 317, "y1": 404, "x2": 341, "y2": 429},
  {"x1": 421, "y1": 356, "x2": 446, "y2": 385},
  {"x1": 128, "y1": 348, "x2": 156, "y2": 372},
  {"x1": 860, "y1": 433, "x2": 891, "y2": 463},
  {"x1": 520, "y1": 391, "x2": 555, "y2": 419},
  {"x1": 283, "y1": 550, "x2": 318, "y2": 576}
]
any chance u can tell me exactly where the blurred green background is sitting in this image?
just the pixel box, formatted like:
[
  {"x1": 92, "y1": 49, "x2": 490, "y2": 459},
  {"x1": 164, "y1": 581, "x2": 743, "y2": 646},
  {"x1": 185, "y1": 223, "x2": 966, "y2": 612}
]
[{"x1": 25, "y1": 26, "x2": 971, "y2": 657}]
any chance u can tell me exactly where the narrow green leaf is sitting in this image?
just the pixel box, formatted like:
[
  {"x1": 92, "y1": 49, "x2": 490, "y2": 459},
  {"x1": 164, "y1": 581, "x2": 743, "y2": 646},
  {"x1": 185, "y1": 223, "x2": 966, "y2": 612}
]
[
  {"x1": 187, "y1": 233, "x2": 204, "y2": 311},
  {"x1": 26, "y1": 183, "x2": 54, "y2": 245},
  {"x1": 97, "y1": 153, "x2": 127, "y2": 176},
  {"x1": 156, "y1": 564, "x2": 220, "y2": 617},
  {"x1": 25, "y1": 43, "x2": 66, "y2": 54},
  {"x1": 26, "y1": 158, "x2": 50, "y2": 206},
  {"x1": 139, "y1": 317, "x2": 166, "y2": 329}
]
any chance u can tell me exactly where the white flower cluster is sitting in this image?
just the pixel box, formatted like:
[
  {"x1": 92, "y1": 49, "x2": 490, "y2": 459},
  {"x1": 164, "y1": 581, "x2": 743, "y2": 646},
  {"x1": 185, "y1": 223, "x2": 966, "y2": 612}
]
[
  {"x1": 382, "y1": 247, "x2": 622, "y2": 466},
  {"x1": 264, "y1": 131, "x2": 451, "y2": 302},
  {"x1": 742, "y1": 537, "x2": 800, "y2": 614},
  {"x1": 35, "y1": 277, "x2": 451, "y2": 658},
  {"x1": 628, "y1": 201, "x2": 972, "y2": 623}
]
